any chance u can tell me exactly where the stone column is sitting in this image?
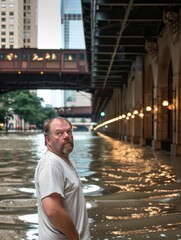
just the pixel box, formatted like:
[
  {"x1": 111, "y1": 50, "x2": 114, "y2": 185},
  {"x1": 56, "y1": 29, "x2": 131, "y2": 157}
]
[{"x1": 171, "y1": 72, "x2": 181, "y2": 155}]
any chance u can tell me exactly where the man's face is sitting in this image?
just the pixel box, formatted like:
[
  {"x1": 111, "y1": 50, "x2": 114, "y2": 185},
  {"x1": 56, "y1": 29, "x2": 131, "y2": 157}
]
[{"x1": 46, "y1": 119, "x2": 74, "y2": 157}]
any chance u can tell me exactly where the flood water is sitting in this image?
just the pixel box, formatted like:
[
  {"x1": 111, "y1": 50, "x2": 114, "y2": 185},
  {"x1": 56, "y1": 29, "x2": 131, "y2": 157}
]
[{"x1": 0, "y1": 131, "x2": 181, "y2": 240}]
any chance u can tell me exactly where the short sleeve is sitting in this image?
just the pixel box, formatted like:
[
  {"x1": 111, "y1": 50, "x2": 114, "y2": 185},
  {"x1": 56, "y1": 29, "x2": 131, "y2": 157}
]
[{"x1": 38, "y1": 164, "x2": 65, "y2": 200}]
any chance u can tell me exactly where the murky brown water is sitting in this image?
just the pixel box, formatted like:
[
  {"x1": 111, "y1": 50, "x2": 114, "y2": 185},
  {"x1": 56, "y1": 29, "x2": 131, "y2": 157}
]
[{"x1": 0, "y1": 132, "x2": 181, "y2": 240}]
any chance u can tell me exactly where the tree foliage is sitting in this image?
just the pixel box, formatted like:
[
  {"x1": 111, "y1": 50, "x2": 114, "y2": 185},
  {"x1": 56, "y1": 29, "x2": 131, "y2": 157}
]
[{"x1": 0, "y1": 90, "x2": 58, "y2": 128}]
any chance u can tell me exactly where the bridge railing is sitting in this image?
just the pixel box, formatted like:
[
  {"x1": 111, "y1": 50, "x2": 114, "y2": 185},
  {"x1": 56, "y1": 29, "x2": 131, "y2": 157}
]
[{"x1": 0, "y1": 49, "x2": 88, "y2": 73}]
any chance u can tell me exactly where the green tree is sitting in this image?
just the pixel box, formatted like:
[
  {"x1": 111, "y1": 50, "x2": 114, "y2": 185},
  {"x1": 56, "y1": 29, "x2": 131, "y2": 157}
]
[{"x1": 0, "y1": 90, "x2": 58, "y2": 130}]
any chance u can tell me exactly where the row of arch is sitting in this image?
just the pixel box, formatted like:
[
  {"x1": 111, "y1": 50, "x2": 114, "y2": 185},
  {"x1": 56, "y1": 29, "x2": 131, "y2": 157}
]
[{"x1": 96, "y1": 10, "x2": 181, "y2": 156}]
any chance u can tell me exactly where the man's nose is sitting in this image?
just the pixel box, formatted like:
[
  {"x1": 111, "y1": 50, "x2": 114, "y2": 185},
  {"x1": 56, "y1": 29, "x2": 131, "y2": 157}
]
[{"x1": 63, "y1": 131, "x2": 69, "y2": 138}]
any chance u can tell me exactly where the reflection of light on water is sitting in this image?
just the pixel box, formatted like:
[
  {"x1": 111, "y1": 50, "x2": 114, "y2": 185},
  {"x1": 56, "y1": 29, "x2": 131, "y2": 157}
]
[
  {"x1": 83, "y1": 184, "x2": 100, "y2": 193},
  {"x1": 80, "y1": 177, "x2": 88, "y2": 182},
  {"x1": 73, "y1": 132, "x2": 93, "y2": 140},
  {"x1": 19, "y1": 188, "x2": 36, "y2": 194},
  {"x1": 19, "y1": 187, "x2": 37, "y2": 197},
  {"x1": 19, "y1": 214, "x2": 38, "y2": 240},
  {"x1": 19, "y1": 213, "x2": 38, "y2": 224},
  {"x1": 86, "y1": 201, "x2": 97, "y2": 209},
  {"x1": 25, "y1": 229, "x2": 38, "y2": 240}
]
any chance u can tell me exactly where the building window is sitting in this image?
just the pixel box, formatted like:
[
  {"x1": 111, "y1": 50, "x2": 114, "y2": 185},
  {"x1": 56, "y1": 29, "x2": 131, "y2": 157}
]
[
  {"x1": 1, "y1": 45, "x2": 6, "y2": 49},
  {"x1": 9, "y1": 25, "x2": 14, "y2": 31},
  {"x1": 64, "y1": 53, "x2": 76, "y2": 61},
  {"x1": 9, "y1": 31, "x2": 14, "y2": 35},
  {"x1": 1, "y1": 17, "x2": 6, "y2": 21},
  {"x1": 9, "y1": 38, "x2": 14, "y2": 43},
  {"x1": 1, "y1": 31, "x2": 5, "y2": 35},
  {"x1": 1, "y1": 4, "x2": 6, "y2": 8},
  {"x1": 1, "y1": 38, "x2": 6, "y2": 42},
  {"x1": 10, "y1": 12, "x2": 14, "y2": 16},
  {"x1": 1, "y1": 11, "x2": 6, "y2": 15},
  {"x1": 9, "y1": 17, "x2": 14, "y2": 24},
  {"x1": 1, "y1": 24, "x2": 6, "y2": 29},
  {"x1": 10, "y1": 45, "x2": 14, "y2": 48},
  {"x1": 79, "y1": 53, "x2": 85, "y2": 60}
]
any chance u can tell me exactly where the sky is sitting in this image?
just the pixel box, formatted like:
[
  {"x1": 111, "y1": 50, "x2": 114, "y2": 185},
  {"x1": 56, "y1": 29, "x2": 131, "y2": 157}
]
[{"x1": 37, "y1": 0, "x2": 62, "y2": 107}]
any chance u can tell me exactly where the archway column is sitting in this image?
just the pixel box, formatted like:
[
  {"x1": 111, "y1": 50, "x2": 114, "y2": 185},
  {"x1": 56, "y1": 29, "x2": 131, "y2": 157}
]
[{"x1": 171, "y1": 73, "x2": 181, "y2": 155}]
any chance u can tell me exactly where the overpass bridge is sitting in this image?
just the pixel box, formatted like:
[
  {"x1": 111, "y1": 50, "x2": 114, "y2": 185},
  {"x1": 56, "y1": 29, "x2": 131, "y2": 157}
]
[
  {"x1": 55, "y1": 106, "x2": 92, "y2": 118},
  {"x1": 0, "y1": 49, "x2": 92, "y2": 94},
  {"x1": 55, "y1": 106, "x2": 93, "y2": 131}
]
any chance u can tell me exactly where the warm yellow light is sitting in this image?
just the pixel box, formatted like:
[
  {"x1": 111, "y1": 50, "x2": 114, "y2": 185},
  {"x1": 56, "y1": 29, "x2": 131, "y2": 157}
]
[
  {"x1": 122, "y1": 114, "x2": 126, "y2": 118},
  {"x1": 133, "y1": 110, "x2": 138, "y2": 115},
  {"x1": 40, "y1": 71, "x2": 44, "y2": 74},
  {"x1": 139, "y1": 113, "x2": 144, "y2": 118},
  {"x1": 162, "y1": 100, "x2": 169, "y2": 107},
  {"x1": 131, "y1": 115, "x2": 135, "y2": 119},
  {"x1": 68, "y1": 55, "x2": 73, "y2": 61},
  {"x1": 127, "y1": 112, "x2": 131, "y2": 117},
  {"x1": 167, "y1": 104, "x2": 175, "y2": 110},
  {"x1": 146, "y1": 105, "x2": 152, "y2": 111},
  {"x1": 18, "y1": 71, "x2": 21, "y2": 74}
]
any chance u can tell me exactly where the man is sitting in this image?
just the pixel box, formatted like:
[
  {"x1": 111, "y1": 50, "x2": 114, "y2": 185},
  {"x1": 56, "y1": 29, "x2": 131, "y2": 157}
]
[{"x1": 34, "y1": 117, "x2": 91, "y2": 240}]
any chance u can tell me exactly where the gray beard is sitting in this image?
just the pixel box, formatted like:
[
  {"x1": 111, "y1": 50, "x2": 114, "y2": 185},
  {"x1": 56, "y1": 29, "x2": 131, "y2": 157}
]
[{"x1": 62, "y1": 143, "x2": 73, "y2": 154}]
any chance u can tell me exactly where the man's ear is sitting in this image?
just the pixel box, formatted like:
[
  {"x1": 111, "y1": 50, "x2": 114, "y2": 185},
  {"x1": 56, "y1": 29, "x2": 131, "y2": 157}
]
[{"x1": 45, "y1": 135, "x2": 51, "y2": 146}]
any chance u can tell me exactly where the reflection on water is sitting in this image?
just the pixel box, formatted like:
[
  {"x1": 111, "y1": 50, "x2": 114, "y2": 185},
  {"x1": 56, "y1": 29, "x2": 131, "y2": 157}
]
[{"x1": 0, "y1": 132, "x2": 181, "y2": 239}]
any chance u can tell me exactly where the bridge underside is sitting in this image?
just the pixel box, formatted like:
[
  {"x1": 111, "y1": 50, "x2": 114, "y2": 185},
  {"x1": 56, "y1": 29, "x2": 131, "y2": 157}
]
[
  {"x1": 0, "y1": 72, "x2": 91, "y2": 94},
  {"x1": 81, "y1": 0, "x2": 181, "y2": 119}
]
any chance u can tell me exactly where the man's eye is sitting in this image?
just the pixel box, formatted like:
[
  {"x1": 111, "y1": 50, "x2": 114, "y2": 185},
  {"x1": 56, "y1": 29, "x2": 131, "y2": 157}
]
[{"x1": 57, "y1": 132, "x2": 63, "y2": 135}]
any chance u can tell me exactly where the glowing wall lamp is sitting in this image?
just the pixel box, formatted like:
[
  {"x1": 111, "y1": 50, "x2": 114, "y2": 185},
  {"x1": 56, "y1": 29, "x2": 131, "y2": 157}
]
[
  {"x1": 162, "y1": 100, "x2": 175, "y2": 110},
  {"x1": 146, "y1": 105, "x2": 152, "y2": 112},
  {"x1": 162, "y1": 100, "x2": 169, "y2": 107}
]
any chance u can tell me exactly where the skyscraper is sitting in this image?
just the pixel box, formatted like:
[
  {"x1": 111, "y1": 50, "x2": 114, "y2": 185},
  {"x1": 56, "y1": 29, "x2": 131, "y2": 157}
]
[
  {"x1": 61, "y1": 0, "x2": 85, "y2": 49},
  {"x1": 0, "y1": 0, "x2": 37, "y2": 49},
  {"x1": 61, "y1": 0, "x2": 91, "y2": 110}
]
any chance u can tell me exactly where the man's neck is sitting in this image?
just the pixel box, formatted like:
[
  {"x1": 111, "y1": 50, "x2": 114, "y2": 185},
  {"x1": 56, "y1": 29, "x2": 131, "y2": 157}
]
[{"x1": 47, "y1": 147, "x2": 69, "y2": 161}]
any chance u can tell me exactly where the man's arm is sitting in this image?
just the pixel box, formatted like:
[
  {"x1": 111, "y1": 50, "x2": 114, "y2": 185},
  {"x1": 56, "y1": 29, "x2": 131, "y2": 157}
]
[{"x1": 42, "y1": 193, "x2": 79, "y2": 240}]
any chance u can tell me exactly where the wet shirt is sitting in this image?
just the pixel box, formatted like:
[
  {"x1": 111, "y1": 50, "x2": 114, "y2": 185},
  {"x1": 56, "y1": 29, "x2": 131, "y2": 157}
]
[{"x1": 34, "y1": 150, "x2": 90, "y2": 240}]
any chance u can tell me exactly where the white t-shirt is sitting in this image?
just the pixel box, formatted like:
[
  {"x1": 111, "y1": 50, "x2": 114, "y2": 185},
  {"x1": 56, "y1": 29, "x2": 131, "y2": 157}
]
[{"x1": 34, "y1": 150, "x2": 90, "y2": 240}]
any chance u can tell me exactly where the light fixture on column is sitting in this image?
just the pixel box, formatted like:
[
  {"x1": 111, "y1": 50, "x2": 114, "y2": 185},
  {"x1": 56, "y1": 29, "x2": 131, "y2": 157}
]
[
  {"x1": 133, "y1": 110, "x2": 139, "y2": 115},
  {"x1": 146, "y1": 105, "x2": 152, "y2": 112},
  {"x1": 162, "y1": 100, "x2": 169, "y2": 107},
  {"x1": 162, "y1": 100, "x2": 175, "y2": 110}
]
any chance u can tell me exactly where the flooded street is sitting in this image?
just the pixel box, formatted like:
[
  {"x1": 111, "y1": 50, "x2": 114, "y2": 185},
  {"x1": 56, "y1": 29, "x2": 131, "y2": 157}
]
[{"x1": 0, "y1": 132, "x2": 181, "y2": 240}]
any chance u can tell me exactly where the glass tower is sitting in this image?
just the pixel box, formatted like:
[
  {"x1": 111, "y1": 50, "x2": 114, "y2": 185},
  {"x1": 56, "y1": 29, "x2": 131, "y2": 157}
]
[
  {"x1": 61, "y1": 0, "x2": 90, "y2": 109},
  {"x1": 61, "y1": 0, "x2": 85, "y2": 49}
]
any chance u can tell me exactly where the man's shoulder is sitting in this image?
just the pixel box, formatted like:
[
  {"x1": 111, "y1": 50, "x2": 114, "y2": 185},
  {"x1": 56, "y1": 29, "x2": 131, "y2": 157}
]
[{"x1": 39, "y1": 150, "x2": 66, "y2": 169}]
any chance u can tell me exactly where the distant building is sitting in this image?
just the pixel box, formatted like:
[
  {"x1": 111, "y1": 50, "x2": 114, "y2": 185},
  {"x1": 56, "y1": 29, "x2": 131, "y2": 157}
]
[
  {"x1": 0, "y1": 0, "x2": 37, "y2": 48},
  {"x1": 0, "y1": 0, "x2": 38, "y2": 129},
  {"x1": 61, "y1": 0, "x2": 85, "y2": 49},
  {"x1": 60, "y1": 0, "x2": 92, "y2": 125}
]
